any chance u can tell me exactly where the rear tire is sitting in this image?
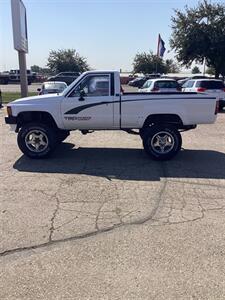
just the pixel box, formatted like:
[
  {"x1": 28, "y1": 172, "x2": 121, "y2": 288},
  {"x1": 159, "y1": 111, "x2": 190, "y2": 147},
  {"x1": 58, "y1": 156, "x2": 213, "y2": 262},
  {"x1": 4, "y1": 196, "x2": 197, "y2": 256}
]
[
  {"x1": 17, "y1": 123, "x2": 57, "y2": 159},
  {"x1": 142, "y1": 125, "x2": 182, "y2": 160}
]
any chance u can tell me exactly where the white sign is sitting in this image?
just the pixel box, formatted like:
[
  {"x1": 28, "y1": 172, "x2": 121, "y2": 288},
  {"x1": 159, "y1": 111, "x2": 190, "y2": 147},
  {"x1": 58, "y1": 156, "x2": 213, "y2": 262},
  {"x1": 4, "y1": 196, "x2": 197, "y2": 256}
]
[{"x1": 11, "y1": 0, "x2": 28, "y2": 53}]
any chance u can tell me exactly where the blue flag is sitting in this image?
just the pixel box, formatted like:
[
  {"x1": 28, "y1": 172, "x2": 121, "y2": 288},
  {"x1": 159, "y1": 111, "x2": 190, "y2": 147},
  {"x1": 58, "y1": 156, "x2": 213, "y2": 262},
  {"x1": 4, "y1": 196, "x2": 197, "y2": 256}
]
[{"x1": 157, "y1": 34, "x2": 166, "y2": 57}]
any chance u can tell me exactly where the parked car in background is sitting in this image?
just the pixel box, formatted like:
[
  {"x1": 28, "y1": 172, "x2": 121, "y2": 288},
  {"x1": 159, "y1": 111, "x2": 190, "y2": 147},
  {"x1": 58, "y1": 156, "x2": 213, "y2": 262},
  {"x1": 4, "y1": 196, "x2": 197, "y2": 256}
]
[
  {"x1": 120, "y1": 75, "x2": 136, "y2": 85},
  {"x1": 35, "y1": 74, "x2": 48, "y2": 83},
  {"x1": 47, "y1": 72, "x2": 80, "y2": 85},
  {"x1": 178, "y1": 75, "x2": 208, "y2": 87},
  {"x1": 139, "y1": 79, "x2": 181, "y2": 92},
  {"x1": 2, "y1": 69, "x2": 36, "y2": 85},
  {"x1": 9, "y1": 69, "x2": 36, "y2": 85},
  {"x1": 0, "y1": 72, "x2": 9, "y2": 84},
  {"x1": 128, "y1": 77, "x2": 149, "y2": 88},
  {"x1": 145, "y1": 73, "x2": 161, "y2": 79},
  {"x1": 177, "y1": 78, "x2": 188, "y2": 86},
  {"x1": 182, "y1": 79, "x2": 225, "y2": 110},
  {"x1": 37, "y1": 81, "x2": 67, "y2": 95}
]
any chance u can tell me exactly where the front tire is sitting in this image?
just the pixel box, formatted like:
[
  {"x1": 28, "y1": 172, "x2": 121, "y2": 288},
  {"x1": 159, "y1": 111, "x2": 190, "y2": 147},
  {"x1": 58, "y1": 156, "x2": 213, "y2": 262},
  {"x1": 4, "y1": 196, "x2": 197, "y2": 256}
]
[
  {"x1": 142, "y1": 125, "x2": 182, "y2": 160},
  {"x1": 17, "y1": 123, "x2": 57, "y2": 159}
]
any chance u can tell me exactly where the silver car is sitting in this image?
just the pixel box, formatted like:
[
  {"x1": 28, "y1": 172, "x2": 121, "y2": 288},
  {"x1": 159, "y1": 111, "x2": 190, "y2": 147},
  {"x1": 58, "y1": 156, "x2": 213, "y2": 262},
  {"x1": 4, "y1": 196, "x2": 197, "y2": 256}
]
[
  {"x1": 38, "y1": 81, "x2": 67, "y2": 95},
  {"x1": 139, "y1": 79, "x2": 181, "y2": 92},
  {"x1": 182, "y1": 79, "x2": 225, "y2": 110}
]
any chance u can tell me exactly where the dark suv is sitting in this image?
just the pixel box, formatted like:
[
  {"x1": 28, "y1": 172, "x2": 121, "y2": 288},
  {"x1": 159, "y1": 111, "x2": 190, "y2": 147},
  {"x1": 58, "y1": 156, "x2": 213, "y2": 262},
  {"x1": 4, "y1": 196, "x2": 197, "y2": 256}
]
[{"x1": 47, "y1": 72, "x2": 81, "y2": 85}]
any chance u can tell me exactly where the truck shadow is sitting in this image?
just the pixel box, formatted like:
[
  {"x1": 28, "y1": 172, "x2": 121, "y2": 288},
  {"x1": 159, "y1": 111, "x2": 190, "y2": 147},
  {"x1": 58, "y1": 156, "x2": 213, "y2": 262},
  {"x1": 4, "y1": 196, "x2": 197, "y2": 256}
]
[{"x1": 13, "y1": 143, "x2": 225, "y2": 181}]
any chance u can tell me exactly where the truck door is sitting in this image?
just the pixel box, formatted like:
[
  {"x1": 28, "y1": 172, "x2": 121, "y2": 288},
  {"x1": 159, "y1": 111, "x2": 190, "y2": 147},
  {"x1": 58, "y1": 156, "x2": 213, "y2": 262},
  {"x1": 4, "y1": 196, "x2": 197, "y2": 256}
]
[{"x1": 61, "y1": 73, "x2": 115, "y2": 129}]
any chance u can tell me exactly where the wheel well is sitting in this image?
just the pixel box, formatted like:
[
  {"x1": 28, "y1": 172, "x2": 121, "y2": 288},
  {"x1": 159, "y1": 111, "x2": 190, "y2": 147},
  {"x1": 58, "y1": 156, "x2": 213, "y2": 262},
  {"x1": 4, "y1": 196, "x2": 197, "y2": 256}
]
[
  {"x1": 17, "y1": 111, "x2": 58, "y2": 130},
  {"x1": 143, "y1": 114, "x2": 183, "y2": 128}
]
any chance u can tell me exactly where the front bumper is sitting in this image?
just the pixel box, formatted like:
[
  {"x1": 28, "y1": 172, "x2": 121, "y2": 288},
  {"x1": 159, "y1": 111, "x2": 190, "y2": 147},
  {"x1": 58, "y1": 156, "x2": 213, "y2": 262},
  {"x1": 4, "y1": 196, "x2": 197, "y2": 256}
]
[{"x1": 5, "y1": 116, "x2": 17, "y2": 124}]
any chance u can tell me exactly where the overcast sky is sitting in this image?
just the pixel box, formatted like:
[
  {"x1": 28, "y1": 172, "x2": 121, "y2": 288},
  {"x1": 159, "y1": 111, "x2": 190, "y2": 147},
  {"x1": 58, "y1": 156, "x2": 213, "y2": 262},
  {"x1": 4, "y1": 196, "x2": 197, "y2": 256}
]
[{"x1": 0, "y1": 0, "x2": 224, "y2": 72}]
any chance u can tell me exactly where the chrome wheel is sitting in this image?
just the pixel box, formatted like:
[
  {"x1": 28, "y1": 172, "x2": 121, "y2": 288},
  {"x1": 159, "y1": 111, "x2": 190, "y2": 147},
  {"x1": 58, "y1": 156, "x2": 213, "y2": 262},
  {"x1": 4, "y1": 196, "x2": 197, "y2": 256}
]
[
  {"x1": 25, "y1": 130, "x2": 49, "y2": 153},
  {"x1": 150, "y1": 131, "x2": 175, "y2": 154}
]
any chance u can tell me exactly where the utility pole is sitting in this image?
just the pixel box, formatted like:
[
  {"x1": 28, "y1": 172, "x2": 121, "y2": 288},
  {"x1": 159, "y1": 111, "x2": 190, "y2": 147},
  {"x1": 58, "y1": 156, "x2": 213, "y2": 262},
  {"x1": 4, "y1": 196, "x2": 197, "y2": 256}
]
[
  {"x1": 11, "y1": 0, "x2": 29, "y2": 98},
  {"x1": 203, "y1": 57, "x2": 206, "y2": 76},
  {"x1": 18, "y1": 51, "x2": 28, "y2": 97}
]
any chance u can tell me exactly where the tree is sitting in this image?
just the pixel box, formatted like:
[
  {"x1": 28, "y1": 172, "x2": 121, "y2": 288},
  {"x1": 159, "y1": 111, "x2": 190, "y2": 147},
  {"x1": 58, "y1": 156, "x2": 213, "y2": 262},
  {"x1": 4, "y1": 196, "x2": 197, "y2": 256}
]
[
  {"x1": 133, "y1": 51, "x2": 167, "y2": 74},
  {"x1": 47, "y1": 49, "x2": 89, "y2": 74},
  {"x1": 132, "y1": 52, "x2": 179, "y2": 74},
  {"x1": 170, "y1": 0, "x2": 225, "y2": 78},
  {"x1": 39, "y1": 67, "x2": 52, "y2": 75},
  {"x1": 192, "y1": 66, "x2": 201, "y2": 74},
  {"x1": 165, "y1": 59, "x2": 180, "y2": 73},
  {"x1": 31, "y1": 65, "x2": 41, "y2": 73},
  {"x1": 206, "y1": 66, "x2": 215, "y2": 75}
]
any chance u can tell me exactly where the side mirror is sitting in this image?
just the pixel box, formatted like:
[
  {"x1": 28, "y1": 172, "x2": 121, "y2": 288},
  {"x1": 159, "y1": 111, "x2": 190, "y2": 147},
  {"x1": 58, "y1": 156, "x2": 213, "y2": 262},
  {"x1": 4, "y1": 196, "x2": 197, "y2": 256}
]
[
  {"x1": 79, "y1": 89, "x2": 86, "y2": 101},
  {"x1": 37, "y1": 88, "x2": 41, "y2": 92}
]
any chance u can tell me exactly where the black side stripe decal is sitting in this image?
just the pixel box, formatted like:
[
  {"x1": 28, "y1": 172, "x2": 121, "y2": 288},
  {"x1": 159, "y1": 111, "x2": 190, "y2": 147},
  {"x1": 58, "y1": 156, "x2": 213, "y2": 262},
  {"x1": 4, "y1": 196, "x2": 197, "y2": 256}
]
[
  {"x1": 64, "y1": 97, "x2": 216, "y2": 115},
  {"x1": 65, "y1": 101, "x2": 119, "y2": 114}
]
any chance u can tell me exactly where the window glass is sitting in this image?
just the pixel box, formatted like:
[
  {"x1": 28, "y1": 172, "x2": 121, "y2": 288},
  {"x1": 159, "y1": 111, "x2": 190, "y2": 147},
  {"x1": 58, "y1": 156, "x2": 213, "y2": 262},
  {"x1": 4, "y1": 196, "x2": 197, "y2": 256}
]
[
  {"x1": 182, "y1": 81, "x2": 189, "y2": 88},
  {"x1": 44, "y1": 82, "x2": 67, "y2": 91},
  {"x1": 155, "y1": 81, "x2": 178, "y2": 88},
  {"x1": 186, "y1": 80, "x2": 194, "y2": 88},
  {"x1": 142, "y1": 80, "x2": 152, "y2": 88},
  {"x1": 147, "y1": 81, "x2": 152, "y2": 88},
  {"x1": 197, "y1": 80, "x2": 224, "y2": 89},
  {"x1": 70, "y1": 75, "x2": 110, "y2": 97}
]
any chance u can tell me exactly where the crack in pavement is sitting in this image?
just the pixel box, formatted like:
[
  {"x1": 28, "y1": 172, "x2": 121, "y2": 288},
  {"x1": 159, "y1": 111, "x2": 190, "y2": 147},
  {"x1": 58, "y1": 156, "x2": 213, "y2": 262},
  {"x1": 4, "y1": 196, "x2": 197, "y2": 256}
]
[
  {"x1": 95, "y1": 198, "x2": 107, "y2": 231},
  {"x1": 0, "y1": 163, "x2": 168, "y2": 257},
  {"x1": 49, "y1": 194, "x2": 60, "y2": 242},
  {"x1": 2, "y1": 161, "x2": 224, "y2": 258},
  {"x1": 167, "y1": 179, "x2": 225, "y2": 190}
]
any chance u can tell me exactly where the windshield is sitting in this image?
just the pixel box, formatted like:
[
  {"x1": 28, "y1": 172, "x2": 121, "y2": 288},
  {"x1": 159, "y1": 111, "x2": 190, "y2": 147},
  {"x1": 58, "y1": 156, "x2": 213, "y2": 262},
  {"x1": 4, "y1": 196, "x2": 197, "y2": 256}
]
[
  {"x1": 44, "y1": 82, "x2": 67, "y2": 91},
  {"x1": 62, "y1": 74, "x2": 83, "y2": 95}
]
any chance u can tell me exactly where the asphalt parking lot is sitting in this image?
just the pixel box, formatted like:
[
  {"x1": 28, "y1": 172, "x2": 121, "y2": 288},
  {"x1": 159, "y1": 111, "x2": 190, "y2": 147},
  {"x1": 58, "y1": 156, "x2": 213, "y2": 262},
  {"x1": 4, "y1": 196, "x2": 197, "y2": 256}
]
[{"x1": 1, "y1": 107, "x2": 225, "y2": 299}]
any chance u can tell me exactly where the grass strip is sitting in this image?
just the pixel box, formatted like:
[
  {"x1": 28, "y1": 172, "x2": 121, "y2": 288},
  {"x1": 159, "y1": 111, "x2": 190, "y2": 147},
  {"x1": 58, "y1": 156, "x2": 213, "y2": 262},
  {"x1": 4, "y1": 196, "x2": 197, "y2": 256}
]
[{"x1": 1, "y1": 92, "x2": 36, "y2": 104}]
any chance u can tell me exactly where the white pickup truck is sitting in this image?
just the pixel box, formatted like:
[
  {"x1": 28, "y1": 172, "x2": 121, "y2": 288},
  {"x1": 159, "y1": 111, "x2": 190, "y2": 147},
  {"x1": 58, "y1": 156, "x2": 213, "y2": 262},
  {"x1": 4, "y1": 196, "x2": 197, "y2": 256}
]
[{"x1": 5, "y1": 70, "x2": 219, "y2": 160}]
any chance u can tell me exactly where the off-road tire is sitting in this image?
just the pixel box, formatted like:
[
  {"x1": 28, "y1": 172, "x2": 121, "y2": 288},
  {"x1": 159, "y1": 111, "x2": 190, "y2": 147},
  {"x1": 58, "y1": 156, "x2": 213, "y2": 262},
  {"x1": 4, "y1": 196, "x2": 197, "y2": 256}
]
[
  {"x1": 142, "y1": 125, "x2": 182, "y2": 160},
  {"x1": 17, "y1": 123, "x2": 57, "y2": 159}
]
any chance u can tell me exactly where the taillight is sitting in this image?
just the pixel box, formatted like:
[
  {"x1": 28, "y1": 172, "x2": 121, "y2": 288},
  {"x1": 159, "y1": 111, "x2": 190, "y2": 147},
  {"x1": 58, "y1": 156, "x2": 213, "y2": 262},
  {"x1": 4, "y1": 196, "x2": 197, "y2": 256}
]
[
  {"x1": 197, "y1": 87, "x2": 206, "y2": 92},
  {"x1": 215, "y1": 100, "x2": 219, "y2": 115},
  {"x1": 151, "y1": 87, "x2": 159, "y2": 92},
  {"x1": 222, "y1": 88, "x2": 225, "y2": 92}
]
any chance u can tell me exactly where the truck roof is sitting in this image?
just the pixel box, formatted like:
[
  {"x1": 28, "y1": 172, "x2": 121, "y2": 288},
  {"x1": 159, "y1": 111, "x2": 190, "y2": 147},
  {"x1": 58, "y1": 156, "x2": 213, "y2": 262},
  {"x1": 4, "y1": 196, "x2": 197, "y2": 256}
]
[{"x1": 83, "y1": 70, "x2": 118, "y2": 74}]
